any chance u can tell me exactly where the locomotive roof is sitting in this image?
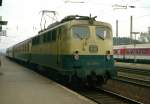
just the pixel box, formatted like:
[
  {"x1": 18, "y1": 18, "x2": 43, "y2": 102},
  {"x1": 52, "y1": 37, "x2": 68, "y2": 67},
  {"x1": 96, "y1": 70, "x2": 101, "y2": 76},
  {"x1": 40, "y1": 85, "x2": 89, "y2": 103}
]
[
  {"x1": 7, "y1": 15, "x2": 112, "y2": 49},
  {"x1": 39, "y1": 15, "x2": 97, "y2": 33},
  {"x1": 38, "y1": 15, "x2": 111, "y2": 34}
]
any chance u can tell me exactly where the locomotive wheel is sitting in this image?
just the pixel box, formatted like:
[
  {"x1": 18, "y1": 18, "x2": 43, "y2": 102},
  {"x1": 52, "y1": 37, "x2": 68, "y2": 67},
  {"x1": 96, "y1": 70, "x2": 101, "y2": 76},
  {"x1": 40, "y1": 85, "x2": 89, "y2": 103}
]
[
  {"x1": 70, "y1": 75, "x2": 81, "y2": 88},
  {"x1": 87, "y1": 76, "x2": 97, "y2": 88}
]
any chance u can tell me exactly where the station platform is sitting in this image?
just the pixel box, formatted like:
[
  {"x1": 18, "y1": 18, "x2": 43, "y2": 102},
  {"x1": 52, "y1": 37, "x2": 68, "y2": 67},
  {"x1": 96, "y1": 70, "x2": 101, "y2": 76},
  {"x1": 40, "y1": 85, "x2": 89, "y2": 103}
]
[
  {"x1": 0, "y1": 56, "x2": 96, "y2": 104},
  {"x1": 115, "y1": 62, "x2": 150, "y2": 70}
]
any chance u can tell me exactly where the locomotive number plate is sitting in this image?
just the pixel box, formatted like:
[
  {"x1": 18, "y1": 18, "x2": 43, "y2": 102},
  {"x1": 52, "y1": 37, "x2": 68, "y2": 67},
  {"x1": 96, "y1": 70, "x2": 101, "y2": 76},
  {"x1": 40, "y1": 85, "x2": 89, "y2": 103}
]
[{"x1": 89, "y1": 45, "x2": 98, "y2": 53}]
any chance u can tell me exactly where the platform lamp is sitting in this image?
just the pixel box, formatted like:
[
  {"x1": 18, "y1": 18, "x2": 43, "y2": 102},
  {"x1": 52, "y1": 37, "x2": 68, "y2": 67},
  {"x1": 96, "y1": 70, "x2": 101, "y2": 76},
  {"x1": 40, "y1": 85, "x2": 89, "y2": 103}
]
[{"x1": 0, "y1": 19, "x2": 8, "y2": 42}]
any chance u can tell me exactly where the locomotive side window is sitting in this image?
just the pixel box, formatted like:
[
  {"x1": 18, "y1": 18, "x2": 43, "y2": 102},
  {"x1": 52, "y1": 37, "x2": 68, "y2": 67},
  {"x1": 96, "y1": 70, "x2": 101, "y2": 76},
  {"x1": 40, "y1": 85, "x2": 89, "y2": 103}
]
[
  {"x1": 52, "y1": 29, "x2": 57, "y2": 41},
  {"x1": 96, "y1": 27, "x2": 110, "y2": 39},
  {"x1": 72, "y1": 26, "x2": 89, "y2": 39},
  {"x1": 47, "y1": 31, "x2": 52, "y2": 42},
  {"x1": 43, "y1": 32, "x2": 48, "y2": 43},
  {"x1": 43, "y1": 29, "x2": 57, "y2": 42}
]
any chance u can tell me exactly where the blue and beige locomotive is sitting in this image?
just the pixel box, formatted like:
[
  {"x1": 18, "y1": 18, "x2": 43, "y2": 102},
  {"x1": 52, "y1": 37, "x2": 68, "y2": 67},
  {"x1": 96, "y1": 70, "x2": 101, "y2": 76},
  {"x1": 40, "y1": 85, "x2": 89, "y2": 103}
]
[{"x1": 6, "y1": 15, "x2": 117, "y2": 86}]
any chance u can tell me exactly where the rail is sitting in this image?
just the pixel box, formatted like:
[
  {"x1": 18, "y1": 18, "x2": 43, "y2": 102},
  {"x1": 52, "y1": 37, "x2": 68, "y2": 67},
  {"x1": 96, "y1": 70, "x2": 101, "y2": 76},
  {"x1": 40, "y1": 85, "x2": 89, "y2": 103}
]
[
  {"x1": 116, "y1": 66, "x2": 150, "y2": 77},
  {"x1": 113, "y1": 77, "x2": 150, "y2": 88},
  {"x1": 73, "y1": 87, "x2": 142, "y2": 104},
  {"x1": 116, "y1": 66, "x2": 150, "y2": 88}
]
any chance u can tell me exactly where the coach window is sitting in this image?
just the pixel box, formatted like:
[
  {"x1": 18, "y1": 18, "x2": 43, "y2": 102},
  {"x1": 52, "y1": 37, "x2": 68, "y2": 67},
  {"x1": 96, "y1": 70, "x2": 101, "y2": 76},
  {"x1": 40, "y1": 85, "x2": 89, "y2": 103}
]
[
  {"x1": 32, "y1": 36, "x2": 40, "y2": 45},
  {"x1": 32, "y1": 38, "x2": 36, "y2": 45},
  {"x1": 23, "y1": 45, "x2": 24, "y2": 52},
  {"x1": 72, "y1": 26, "x2": 89, "y2": 39},
  {"x1": 37, "y1": 37, "x2": 39, "y2": 44},
  {"x1": 39, "y1": 35, "x2": 43, "y2": 44}
]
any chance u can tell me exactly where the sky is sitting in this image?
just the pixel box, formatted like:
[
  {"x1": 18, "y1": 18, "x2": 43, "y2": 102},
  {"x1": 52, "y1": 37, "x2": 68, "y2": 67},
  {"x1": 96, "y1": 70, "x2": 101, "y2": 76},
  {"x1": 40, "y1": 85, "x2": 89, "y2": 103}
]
[{"x1": 0, "y1": 0, "x2": 150, "y2": 50}]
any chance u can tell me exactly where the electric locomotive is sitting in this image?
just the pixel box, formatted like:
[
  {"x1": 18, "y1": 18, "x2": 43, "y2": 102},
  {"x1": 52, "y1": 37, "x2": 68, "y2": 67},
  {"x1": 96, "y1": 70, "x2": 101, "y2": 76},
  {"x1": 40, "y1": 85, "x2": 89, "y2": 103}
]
[{"x1": 6, "y1": 15, "x2": 117, "y2": 86}]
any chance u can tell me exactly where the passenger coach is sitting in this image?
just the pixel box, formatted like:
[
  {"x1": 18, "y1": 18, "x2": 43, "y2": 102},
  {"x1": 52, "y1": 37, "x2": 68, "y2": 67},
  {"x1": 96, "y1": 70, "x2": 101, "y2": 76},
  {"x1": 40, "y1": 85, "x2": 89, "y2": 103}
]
[{"x1": 114, "y1": 43, "x2": 150, "y2": 64}]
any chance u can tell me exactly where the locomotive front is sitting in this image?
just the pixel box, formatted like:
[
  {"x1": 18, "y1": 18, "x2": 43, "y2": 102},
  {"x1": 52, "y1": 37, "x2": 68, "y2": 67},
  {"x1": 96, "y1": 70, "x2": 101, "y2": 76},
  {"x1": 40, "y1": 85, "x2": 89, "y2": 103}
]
[{"x1": 61, "y1": 17, "x2": 117, "y2": 85}]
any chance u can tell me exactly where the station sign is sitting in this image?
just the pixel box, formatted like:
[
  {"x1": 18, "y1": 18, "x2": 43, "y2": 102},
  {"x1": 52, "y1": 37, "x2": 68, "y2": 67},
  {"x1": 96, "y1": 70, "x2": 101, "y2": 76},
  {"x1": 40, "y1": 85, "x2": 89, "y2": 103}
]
[
  {"x1": 0, "y1": 30, "x2": 6, "y2": 36},
  {"x1": 0, "y1": 21, "x2": 8, "y2": 25}
]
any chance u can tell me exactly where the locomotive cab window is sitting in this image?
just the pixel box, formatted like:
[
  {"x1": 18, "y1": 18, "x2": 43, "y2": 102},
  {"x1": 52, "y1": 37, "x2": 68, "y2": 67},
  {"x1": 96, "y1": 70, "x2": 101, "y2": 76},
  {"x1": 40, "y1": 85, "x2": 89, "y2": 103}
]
[
  {"x1": 72, "y1": 26, "x2": 89, "y2": 39},
  {"x1": 96, "y1": 27, "x2": 111, "y2": 40}
]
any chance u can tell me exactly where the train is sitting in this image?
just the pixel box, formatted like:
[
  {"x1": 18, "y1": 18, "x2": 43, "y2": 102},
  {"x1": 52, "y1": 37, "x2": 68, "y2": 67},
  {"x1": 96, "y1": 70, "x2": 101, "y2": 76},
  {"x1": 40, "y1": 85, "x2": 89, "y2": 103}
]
[
  {"x1": 6, "y1": 15, "x2": 117, "y2": 86},
  {"x1": 113, "y1": 43, "x2": 150, "y2": 64}
]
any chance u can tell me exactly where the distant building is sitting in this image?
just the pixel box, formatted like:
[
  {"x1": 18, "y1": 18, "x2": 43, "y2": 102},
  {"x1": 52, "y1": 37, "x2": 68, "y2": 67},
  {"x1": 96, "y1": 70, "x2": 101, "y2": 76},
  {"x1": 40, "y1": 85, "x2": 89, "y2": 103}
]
[
  {"x1": 113, "y1": 37, "x2": 142, "y2": 45},
  {"x1": 138, "y1": 27, "x2": 150, "y2": 43},
  {"x1": 0, "y1": 0, "x2": 2, "y2": 6}
]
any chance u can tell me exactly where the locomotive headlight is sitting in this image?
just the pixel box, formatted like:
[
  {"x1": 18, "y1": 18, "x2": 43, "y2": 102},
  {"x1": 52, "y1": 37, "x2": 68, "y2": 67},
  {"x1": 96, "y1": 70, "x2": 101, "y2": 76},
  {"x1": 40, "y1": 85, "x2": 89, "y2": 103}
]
[
  {"x1": 74, "y1": 50, "x2": 80, "y2": 60},
  {"x1": 106, "y1": 55, "x2": 111, "y2": 60},
  {"x1": 106, "y1": 50, "x2": 111, "y2": 60}
]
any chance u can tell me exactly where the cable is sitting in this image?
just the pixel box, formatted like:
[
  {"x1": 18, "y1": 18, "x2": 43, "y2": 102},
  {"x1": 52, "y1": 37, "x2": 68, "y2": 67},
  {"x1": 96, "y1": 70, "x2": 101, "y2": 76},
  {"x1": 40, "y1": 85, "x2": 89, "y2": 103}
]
[{"x1": 135, "y1": 13, "x2": 150, "y2": 19}]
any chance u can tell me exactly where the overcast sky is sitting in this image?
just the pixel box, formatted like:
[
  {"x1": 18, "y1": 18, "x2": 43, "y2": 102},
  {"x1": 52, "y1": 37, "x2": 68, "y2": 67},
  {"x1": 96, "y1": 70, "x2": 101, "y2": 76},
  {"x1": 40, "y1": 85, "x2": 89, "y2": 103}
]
[{"x1": 0, "y1": 0, "x2": 150, "y2": 49}]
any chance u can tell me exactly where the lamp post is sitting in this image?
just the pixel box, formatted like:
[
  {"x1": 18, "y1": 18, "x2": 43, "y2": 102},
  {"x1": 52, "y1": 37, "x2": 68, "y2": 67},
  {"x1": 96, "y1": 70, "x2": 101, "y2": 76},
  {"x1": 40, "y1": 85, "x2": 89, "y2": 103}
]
[
  {"x1": 132, "y1": 32, "x2": 140, "y2": 63},
  {"x1": 112, "y1": 4, "x2": 136, "y2": 45}
]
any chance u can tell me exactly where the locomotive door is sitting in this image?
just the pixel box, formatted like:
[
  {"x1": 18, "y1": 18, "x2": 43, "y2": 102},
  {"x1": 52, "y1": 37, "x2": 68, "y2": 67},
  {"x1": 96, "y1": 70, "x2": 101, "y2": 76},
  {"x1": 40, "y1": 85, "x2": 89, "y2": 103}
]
[
  {"x1": 28, "y1": 41, "x2": 32, "y2": 63},
  {"x1": 56, "y1": 27, "x2": 62, "y2": 65}
]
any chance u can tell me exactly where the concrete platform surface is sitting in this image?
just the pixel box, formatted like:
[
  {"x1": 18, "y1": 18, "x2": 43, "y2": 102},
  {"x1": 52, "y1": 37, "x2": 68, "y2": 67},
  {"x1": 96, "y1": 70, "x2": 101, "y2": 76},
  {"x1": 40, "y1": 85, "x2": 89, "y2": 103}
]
[{"x1": 0, "y1": 57, "x2": 96, "y2": 104}]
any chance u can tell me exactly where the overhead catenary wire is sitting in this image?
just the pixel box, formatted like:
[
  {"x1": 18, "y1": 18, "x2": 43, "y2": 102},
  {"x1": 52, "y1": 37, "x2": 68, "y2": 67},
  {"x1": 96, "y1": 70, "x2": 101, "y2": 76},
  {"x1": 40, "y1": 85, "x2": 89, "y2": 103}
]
[{"x1": 134, "y1": 13, "x2": 150, "y2": 19}]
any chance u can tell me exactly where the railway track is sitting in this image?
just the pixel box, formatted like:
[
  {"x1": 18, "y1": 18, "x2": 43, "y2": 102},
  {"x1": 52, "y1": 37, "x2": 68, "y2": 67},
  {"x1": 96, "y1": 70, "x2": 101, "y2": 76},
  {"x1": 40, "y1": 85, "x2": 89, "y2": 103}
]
[
  {"x1": 115, "y1": 75, "x2": 150, "y2": 88},
  {"x1": 74, "y1": 87, "x2": 142, "y2": 104},
  {"x1": 116, "y1": 66, "x2": 150, "y2": 88},
  {"x1": 116, "y1": 66, "x2": 150, "y2": 77}
]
